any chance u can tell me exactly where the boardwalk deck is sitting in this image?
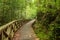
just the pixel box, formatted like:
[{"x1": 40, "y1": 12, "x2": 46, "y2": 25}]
[{"x1": 13, "y1": 19, "x2": 39, "y2": 40}]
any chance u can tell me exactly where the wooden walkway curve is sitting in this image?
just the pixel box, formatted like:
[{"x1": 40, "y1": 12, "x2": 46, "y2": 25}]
[{"x1": 13, "y1": 19, "x2": 39, "y2": 40}]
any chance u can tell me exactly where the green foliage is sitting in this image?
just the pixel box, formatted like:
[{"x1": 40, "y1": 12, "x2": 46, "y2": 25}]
[
  {"x1": 0, "y1": 0, "x2": 37, "y2": 26},
  {"x1": 34, "y1": 22, "x2": 50, "y2": 40},
  {"x1": 36, "y1": 0, "x2": 60, "y2": 40}
]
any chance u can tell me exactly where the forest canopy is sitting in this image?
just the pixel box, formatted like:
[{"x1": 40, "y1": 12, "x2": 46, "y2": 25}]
[{"x1": 0, "y1": 0, "x2": 37, "y2": 26}]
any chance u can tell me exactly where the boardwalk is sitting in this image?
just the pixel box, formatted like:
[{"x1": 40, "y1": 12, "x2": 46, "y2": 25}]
[{"x1": 13, "y1": 19, "x2": 39, "y2": 40}]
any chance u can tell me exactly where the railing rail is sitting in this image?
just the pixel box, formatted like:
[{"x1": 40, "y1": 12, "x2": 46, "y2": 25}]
[
  {"x1": 0, "y1": 20, "x2": 17, "y2": 31},
  {"x1": 0, "y1": 19, "x2": 29, "y2": 40}
]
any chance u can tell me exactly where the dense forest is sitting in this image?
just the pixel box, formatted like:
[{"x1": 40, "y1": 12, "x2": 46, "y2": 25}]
[
  {"x1": 0, "y1": 0, "x2": 37, "y2": 26},
  {"x1": 35, "y1": 0, "x2": 60, "y2": 40},
  {"x1": 0, "y1": 0, "x2": 60, "y2": 40}
]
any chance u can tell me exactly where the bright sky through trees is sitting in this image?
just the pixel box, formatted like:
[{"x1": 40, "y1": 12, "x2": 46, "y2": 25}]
[{"x1": 32, "y1": 0, "x2": 34, "y2": 3}]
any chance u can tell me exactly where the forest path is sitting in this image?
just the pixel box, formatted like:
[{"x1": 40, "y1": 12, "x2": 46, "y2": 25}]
[{"x1": 13, "y1": 19, "x2": 39, "y2": 40}]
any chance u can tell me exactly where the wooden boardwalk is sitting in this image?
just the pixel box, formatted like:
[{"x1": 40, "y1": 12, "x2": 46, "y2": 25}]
[{"x1": 13, "y1": 19, "x2": 39, "y2": 40}]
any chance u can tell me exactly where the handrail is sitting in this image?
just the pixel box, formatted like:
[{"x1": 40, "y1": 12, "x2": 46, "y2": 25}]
[
  {"x1": 0, "y1": 20, "x2": 17, "y2": 31},
  {"x1": 0, "y1": 19, "x2": 29, "y2": 40}
]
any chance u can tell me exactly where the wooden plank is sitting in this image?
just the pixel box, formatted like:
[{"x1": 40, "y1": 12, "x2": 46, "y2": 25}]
[
  {"x1": 5, "y1": 26, "x2": 11, "y2": 36},
  {"x1": 0, "y1": 20, "x2": 17, "y2": 32},
  {"x1": 10, "y1": 30, "x2": 14, "y2": 40}
]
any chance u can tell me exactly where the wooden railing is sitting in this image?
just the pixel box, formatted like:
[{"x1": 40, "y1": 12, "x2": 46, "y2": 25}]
[{"x1": 0, "y1": 20, "x2": 29, "y2": 40}]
